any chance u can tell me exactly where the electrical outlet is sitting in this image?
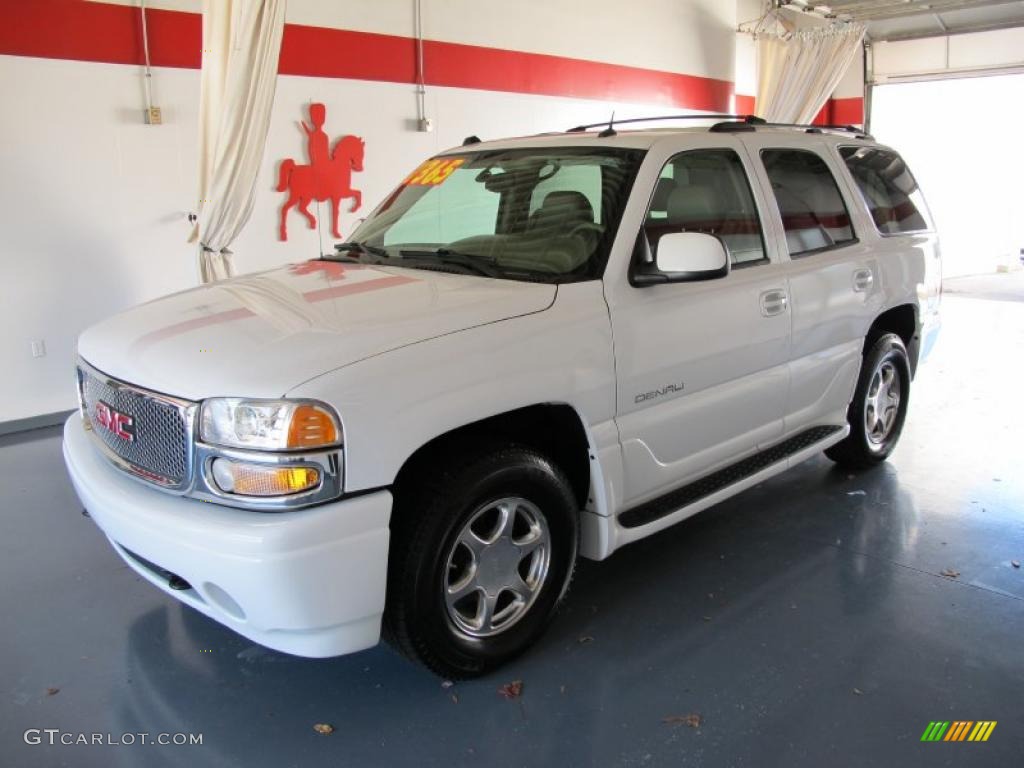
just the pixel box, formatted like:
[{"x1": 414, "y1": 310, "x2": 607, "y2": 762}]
[
  {"x1": 145, "y1": 106, "x2": 163, "y2": 125},
  {"x1": 418, "y1": 117, "x2": 434, "y2": 133},
  {"x1": 30, "y1": 339, "x2": 46, "y2": 358}
]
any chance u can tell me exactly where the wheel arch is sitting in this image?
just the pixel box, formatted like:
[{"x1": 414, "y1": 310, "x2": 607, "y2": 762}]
[
  {"x1": 392, "y1": 403, "x2": 598, "y2": 514},
  {"x1": 866, "y1": 303, "x2": 919, "y2": 376}
]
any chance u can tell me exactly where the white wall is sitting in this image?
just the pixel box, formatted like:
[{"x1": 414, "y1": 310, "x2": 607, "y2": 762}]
[
  {"x1": 734, "y1": 0, "x2": 763, "y2": 100},
  {"x1": 833, "y1": 48, "x2": 864, "y2": 100},
  {"x1": 103, "y1": 0, "x2": 737, "y2": 81},
  {"x1": 0, "y1": 0, "x2": 736, "y2": 421}
]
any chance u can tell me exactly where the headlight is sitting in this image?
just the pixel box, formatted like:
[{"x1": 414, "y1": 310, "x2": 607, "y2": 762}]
[{"x1": 199, "y1": 398, "x2": 342, "y2": 451}]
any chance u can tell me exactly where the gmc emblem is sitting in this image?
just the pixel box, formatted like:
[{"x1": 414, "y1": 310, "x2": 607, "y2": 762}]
[{"x1": 94, "y1": 401, "x2": 135, "y2": 442}]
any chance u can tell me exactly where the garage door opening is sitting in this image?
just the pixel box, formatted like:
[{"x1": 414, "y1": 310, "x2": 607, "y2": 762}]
[{"x1": 871, "y1": 73, "x2": 1024, "y2": 277}]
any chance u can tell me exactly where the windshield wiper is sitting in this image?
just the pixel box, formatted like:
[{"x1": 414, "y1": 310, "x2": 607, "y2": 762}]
[
  {"x1": 398, "y1": 248, "x2": 501, "y2": 278},
  {"x1": 326, "y1": 242, "x2": 390, "y2": 262}
]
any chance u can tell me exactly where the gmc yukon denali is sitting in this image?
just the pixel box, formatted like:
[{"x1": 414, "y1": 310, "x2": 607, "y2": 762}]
[{"x1": 63, "y1": 116, "x2": 941, "y2": 678}]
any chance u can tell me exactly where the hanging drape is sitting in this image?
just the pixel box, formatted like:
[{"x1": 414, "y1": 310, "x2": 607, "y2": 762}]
[
  {"x1": 190, "y1": 0, "x2": 286, "y2": 282},
  {"x1": 755, "y1": 23, "x2": 865, "y2": 125}
]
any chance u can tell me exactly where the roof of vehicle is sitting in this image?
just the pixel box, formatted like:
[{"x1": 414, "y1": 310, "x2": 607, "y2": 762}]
[{"x1": 438, "y1": 118, "x2": 885, "y2": 156}]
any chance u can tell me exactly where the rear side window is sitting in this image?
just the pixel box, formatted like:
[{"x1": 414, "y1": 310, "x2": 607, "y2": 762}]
[
  {"x1": 761, "y1": 149, "x2": 855, "y2": 256},
  {"x1": 643, "y1": 149, "x2": 766, "y2": 266},
  {"x1": 839, "y1": 146, "x2": 932, "y2": 234}
]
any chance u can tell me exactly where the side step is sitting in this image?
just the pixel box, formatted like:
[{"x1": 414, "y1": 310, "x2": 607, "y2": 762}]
[{"x1": 618, "y1": 425, "x2": 843, "y2": 529}]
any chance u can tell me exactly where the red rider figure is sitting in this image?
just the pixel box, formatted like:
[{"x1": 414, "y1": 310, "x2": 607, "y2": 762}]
[{"x1": 301, "y1": 103, "x2": 330, "y2": 178}]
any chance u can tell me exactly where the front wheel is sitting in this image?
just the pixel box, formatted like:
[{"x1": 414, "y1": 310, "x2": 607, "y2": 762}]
[
  {"x1": 826, "y1": 333, "x2": 911, "y2": 469},
  {"x1": 384, "y1": 445, "x2": 578, "y2": 678}
]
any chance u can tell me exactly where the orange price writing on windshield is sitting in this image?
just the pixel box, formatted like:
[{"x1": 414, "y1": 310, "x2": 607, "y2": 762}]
[{"x1": 404, "y1": 158, "x2": 465, "y2": 186}]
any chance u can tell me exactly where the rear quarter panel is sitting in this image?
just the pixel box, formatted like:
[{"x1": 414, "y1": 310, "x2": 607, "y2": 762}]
[{"x1": 825, "y1": 140, "x2": 941, "y2": 364}]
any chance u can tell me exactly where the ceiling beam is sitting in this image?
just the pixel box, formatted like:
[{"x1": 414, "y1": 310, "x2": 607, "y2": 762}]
[
  {"x1": 827, "y1": 0, "x2": 1024, "y2": 22},
  {"x1": 869, "y1": 17, "x2": 1024, "y2": 40}
]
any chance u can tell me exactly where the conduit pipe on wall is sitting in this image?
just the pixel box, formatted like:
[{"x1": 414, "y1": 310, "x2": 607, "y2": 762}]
[
  {"x1": 140, "y1": 0, "x2": 156, "y2": 122},
  {"x1": 414, "y1": 0, "x2": 430, "y2": 131}
]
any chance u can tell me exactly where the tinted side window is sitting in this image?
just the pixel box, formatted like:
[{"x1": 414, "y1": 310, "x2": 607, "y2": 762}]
[
  {"x1": 840, "y1": 146, "x2": 931, "y2": 234},
  {"x1": 643, "y1": 149, "x2": 766, "y2": 266},
  {"x1": 761, "y1": 149, "x2": 855, "y2": 256}
]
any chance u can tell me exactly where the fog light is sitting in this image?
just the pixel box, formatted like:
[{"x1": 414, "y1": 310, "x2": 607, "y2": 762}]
[{"x1": 211, "y1": 459, "x2": 320, "y2": 497}]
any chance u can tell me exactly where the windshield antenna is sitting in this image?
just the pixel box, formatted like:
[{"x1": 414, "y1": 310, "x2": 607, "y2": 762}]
[{"x1": 598, "y1": 111, "x2": 617, "y2": 138}]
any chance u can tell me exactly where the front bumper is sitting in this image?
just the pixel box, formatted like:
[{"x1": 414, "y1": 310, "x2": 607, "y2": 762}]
[{"x1": 63, "y1": 415, "x2": 392, "y2": 658}]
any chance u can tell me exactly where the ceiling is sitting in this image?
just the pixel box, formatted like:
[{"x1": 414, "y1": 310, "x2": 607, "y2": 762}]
[{"x1": 783, "y1": 0, "x2": 1024, "y2": 41}]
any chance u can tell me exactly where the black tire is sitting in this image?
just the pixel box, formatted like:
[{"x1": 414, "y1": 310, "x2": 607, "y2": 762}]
[
  {"x1": 826, "y1": 332, "x2": 911, "y2": 469},
  {"x1": 384, "y1": 443, "x2": 578, "y2": 679}
]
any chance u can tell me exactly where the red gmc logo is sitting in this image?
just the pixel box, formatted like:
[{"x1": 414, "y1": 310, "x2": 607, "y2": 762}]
[{"x1": 94, "y1": 401, "x2": 135, "y2": 442}]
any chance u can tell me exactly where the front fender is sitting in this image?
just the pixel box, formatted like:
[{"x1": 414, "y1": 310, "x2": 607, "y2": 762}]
[{"x1": 287, "y1": 281, "x2": 617, "y2": 497}]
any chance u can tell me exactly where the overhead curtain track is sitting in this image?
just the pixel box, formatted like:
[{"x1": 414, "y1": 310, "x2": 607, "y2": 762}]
[{"x1": 755, "y1": 23, "x2": 866, "y2": 124}]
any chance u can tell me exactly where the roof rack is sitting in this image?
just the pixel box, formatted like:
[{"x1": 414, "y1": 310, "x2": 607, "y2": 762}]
[
  {"x1": 749, "y1": 119, "x2": 872, "y2": 139},
  {"x1": 567, "y1": 114, "x2": 760, "y2": 132},
  {"x1": 565, "y1": 114, "x2": 871, "y2": 140}
]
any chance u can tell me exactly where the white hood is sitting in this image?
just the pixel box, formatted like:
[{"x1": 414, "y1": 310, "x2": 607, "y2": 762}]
[{"x1": 78, "y1": 261, "x2": 556, "y2": 400}]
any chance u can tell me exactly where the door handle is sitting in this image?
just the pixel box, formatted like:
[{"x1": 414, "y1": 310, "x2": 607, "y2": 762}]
[
  {"x1": 853, "y1": 268, "x2": 874, "y2": 292},
  {"x1": 759, "y1": 289, "x2": 788, "y2": 317}
]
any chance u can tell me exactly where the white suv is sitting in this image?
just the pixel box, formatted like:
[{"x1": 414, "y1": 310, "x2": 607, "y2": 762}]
[{"x1": 63, "y1": 116, "x2": 941, "y2": 678}]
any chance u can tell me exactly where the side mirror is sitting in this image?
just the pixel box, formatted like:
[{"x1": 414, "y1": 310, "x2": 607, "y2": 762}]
[{"x1": 652, "y1": 232, "x2": 729, "y2": 282}]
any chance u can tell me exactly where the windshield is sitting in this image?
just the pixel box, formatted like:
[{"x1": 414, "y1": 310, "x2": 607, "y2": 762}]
[{"x1": 345, "y1": 147, "x2": 645, "y2": 282}]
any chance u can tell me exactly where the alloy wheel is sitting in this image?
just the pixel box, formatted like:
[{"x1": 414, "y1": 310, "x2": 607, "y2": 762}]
[{"x1": 443, "y1": 497, "x2": 551, "y2": 638}]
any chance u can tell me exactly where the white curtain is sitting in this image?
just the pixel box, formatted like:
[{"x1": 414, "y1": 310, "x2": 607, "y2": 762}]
[
  {"x1": 190, "y1": 0, "x2": 286, "y2": 282},
  {"x1": 755, "y1": 24, "x2": 865, "y2": 125}
]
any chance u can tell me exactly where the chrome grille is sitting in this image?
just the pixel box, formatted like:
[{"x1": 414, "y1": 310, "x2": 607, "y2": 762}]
[{"x1": 78, "y1": 363, "x2": 193, "y2": 488}]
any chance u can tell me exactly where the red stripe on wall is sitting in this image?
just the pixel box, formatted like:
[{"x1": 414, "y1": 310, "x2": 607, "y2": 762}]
[
  {"x1": 277, "y1": 23, "x2": 416, "y2": 83},
  {"x1": 813, "y1": 97, "x2": 864, "y2": 126},
  {"x1": 0, "y1": 0, "x2": 733, "y2": 111},
  {"x1": 0, "y1": 0, "x2": 200, "y2": 67},
  {"x1": 830, "y1": 97, "x2": 864, "y2": 126},
  {"x1": 421, "y1": 39, "x2": 732, "y2": 112},
  {"x1": 734, "y1": 94, "x2": 756, "y2": 115},
  {"x1": 735, "y1": 94, "x2": 864, "y2": 126}
]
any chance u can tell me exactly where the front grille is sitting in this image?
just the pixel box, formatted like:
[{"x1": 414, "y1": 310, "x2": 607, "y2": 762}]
[{"x1": 78, "y1": 363, "x2": 193, "y2": 488}]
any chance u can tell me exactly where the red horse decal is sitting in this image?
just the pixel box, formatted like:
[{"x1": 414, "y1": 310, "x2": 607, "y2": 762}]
[{"x1": 277, "y1": 104, "x2": 365, "y2": 241}]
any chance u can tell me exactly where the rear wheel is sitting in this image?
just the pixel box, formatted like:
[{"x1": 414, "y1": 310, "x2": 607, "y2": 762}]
[
  {"x1": 384, "y1": 444, "x2": 578, "y2": 678},
  {"x1": 826, "y1": 333, "x2": 911, "y2": 469}
]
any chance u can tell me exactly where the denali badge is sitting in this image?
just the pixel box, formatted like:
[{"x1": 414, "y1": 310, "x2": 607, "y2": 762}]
[
  {"x1": 635, "y1": 381, "x2": 685, "y2": 404},
  {"x1": 94, "y1": 401, "x2": 135, "y2": 442}
]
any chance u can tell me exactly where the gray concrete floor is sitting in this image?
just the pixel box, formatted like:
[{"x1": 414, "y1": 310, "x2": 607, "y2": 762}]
[
  {"x1": 944, "y1": 270, "x2": 1024, "y2": 303},
  {"x1": 3, "y1": 282, "x2": 1023, "y2": 767}
]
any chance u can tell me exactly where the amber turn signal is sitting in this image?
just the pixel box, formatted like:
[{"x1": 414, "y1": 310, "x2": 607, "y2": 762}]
[
  {"x1": 287, "y1": 404, "x2": 340, "y2": 449},
  {"x1": 211, "y1": 459, "x2": 320, "y2": 497}
]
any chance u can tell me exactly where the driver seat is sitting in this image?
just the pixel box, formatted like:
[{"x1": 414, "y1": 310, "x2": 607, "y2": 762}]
[{"x1": 528, "y1": 191, "x2": 595, "y2": 235}]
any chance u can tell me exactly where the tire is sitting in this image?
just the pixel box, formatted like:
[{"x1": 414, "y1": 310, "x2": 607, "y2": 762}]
[
  {"x1": 384, "y1": 443, "x2": 578, "y2": 679},
  {"x1": 825, "y1": 332, "x2": 911, "y2": 469}
]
